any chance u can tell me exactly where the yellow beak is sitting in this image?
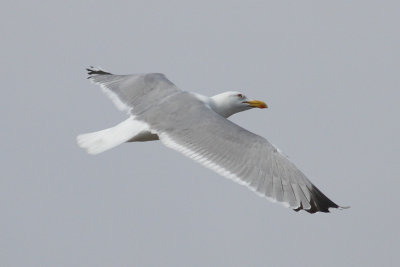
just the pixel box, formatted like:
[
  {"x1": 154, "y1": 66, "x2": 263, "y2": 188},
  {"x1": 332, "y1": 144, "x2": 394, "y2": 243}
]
[{"x1": 244, "y1": 100, "x2": 268, "y2": 109}]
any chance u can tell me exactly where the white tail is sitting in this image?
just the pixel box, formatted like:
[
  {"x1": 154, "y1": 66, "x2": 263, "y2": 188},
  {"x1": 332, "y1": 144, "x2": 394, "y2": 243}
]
[{"x1": 77, "y1": 117, "x2": 149, "y2": 154}]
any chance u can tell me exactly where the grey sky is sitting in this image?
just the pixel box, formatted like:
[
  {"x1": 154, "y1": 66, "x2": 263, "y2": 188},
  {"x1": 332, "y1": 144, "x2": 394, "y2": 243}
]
[{"x1": 1, "y1": 0, "x2": 399, "y2": 266}]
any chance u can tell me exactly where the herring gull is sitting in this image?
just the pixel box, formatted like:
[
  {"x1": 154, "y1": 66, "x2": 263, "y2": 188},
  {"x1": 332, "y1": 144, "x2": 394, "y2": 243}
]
[{"x1": 77, "y1": 67, "x2": 347, "y2": 213}]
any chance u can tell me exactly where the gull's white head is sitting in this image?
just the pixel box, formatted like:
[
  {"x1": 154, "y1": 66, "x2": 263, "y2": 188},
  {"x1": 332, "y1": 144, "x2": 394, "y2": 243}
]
[{"x1": 210, "y1": 91, "x2": 267, "y2": 118}]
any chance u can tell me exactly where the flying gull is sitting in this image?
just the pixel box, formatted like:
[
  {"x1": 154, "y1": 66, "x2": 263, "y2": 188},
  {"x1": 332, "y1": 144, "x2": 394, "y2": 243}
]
[{"x1": 77, "y1": 67, "x2": 347, "y2": 213}]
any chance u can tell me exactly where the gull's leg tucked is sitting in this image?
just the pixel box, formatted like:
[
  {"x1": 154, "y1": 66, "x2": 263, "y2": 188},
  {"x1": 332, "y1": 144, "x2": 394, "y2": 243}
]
[
  {"x1": 77, "y1": 117, "x2": 150, "y2": 154},
  {"x1": 127, "y1": 131, "x2": 159, "y2": 142}
]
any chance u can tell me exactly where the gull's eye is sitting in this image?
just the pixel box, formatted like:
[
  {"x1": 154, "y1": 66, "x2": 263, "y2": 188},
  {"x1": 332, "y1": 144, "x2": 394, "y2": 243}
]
[{"x1": 237, "y1": 94, "x2": 243, "y2": 98}]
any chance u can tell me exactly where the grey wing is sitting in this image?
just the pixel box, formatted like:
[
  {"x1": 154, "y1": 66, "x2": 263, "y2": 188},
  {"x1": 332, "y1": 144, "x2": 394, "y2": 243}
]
[
  {"x1": 137, "y1": 92, "x2": 342, "y2": 213},
  {"x1": 87, "y1": 67, "x2": 181, "y2": 114}
]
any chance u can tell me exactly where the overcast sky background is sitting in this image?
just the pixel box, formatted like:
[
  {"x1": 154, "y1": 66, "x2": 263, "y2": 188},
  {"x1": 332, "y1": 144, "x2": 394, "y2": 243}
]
[{"x1": 1, "y1": 1, "x2": 399, "y2": 266}]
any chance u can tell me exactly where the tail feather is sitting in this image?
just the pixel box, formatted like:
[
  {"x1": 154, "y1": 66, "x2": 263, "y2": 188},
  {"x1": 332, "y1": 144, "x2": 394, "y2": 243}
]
[{"x1": 77, "y1": 117, "x2": 149, "y2": 154}]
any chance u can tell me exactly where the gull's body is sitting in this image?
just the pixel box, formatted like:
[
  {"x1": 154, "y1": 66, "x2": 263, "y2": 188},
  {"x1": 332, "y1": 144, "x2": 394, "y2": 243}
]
[{"x1": 77, "y1": 67, "x2": 346, "y2": 213}]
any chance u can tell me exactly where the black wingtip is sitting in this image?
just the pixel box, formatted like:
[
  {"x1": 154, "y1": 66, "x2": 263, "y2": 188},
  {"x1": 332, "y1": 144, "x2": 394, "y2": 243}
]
[
  {"x1": 293, "y1": 185, "x2": 348, "y2": 214},
  {"x1": 86, "y1": 66, "x2": 112, "y2": 78}
]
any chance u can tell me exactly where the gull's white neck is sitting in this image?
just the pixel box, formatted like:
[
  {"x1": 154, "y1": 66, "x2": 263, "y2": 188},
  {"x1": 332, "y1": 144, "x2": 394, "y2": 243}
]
[{"x1": 192, "y1": 93, "x2": 239, "y2": 118}]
